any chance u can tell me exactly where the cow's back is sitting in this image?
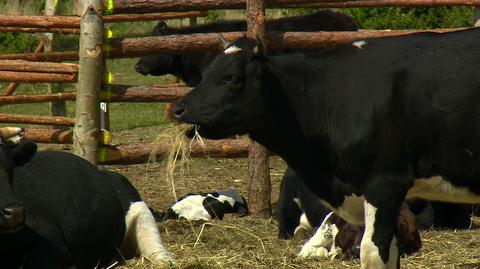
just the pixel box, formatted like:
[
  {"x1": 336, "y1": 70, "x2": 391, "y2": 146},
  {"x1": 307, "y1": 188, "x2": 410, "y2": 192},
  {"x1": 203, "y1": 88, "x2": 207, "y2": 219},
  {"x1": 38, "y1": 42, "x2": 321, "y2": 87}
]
[{"x1": 13, "y1": 151, "x2": 126, "y2": 268}]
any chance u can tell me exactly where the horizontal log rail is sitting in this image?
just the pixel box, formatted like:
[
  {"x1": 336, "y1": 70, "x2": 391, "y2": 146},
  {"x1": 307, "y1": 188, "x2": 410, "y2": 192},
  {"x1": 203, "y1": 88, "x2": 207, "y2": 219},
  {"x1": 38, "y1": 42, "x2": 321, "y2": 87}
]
[
  {"x1": 0, "y1": 51, "x2": 78, "y2": 62},
  {"x1": 106, "y1": 28, "x2": 470, "y2": 58},
  {"x1": 0, "y1": 27, "x2": 80, "y2": 34},
  {"x1": 99, "y1": 138, "x2": 251, "y2": 165},
  {"x1": 0, "y1": 113, "x2": 75, "y2": 126},
  {"x1": 0, "y1": 60, "x2": 78, "y2": 73},
  {"x1": 0, "y1": 28, "x2": 471, "y2": 61},
  {"x1": 0, "y1": 71, "x2": 77, "y2": 83},
  {"x1": 25, "y1": 128, "x2": 73, "y2": 144},
  {"x1": 0, "y1": 12, "x2": 207, "y2": 29},
  {"x1": 108, "y1": 0, "x2": 480, "y2": 14},
  {"x1": 102, "y1": 84, "x2": 191, "y2": 102},
  {"x1": 0, "y1": 84, "x2": 191, "y2": 104}
]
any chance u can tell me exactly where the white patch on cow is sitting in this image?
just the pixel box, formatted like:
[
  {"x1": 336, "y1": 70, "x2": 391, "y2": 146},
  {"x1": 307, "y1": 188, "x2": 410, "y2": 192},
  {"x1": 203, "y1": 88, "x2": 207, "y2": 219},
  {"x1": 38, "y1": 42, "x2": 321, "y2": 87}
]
[
  {"x1": 170, "y1": 195, "x2": 212, "y2": 220},
  {"x1": 361, "y1": 201, "x2": 384, "y2": 269},
  {"x1": 407, "y1": 176, "x2": 480, "y2": 203},
  {"x1": 361, "y1": 201, "x2": 397, "y2": 269},
  {"x1": 327, "y1": 223, "x2": 342, "y2": 260},
  {"x1": 293, "y1": 197, "x2": 302, "y2": 208},
  {"x1": 124, "y1": 201, "x2": 174, "y2": 264},
  {"x1": 353, "y1": 40, "x2": 367, "y2": 49},
  {"x1": 298, "y1": 212, "x2": 335, "y2": 259},
  {"x1": 333, "y1": 195, "x2": 365, "y2": 225},
  {"x1": 294, "y1": 213, "x2": 313, "y2": 235},
  {"x1": 209, "y1": 193, "x2": 235, "y2": 207},
  {"x1": 224, "y1": 45, "x2": 242, "y2": 55}
]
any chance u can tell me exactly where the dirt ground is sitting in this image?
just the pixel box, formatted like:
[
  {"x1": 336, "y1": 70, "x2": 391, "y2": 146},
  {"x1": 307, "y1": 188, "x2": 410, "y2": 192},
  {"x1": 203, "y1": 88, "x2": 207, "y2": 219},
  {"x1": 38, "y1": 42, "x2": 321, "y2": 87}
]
[{"x1": 47, "y1": 125, "x2": 480, "y2": 269}]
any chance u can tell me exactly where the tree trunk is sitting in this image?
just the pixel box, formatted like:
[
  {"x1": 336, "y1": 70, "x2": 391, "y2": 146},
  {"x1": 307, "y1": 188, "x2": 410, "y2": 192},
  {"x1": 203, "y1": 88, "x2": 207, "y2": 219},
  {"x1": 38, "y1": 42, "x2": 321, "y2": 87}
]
[
  {"x1": 246, "y1": 0, "x2": 272, "y2": 219},
  {"x1": 45, "y1": 0, "x2": 68, "y2": 128},
  {"x1": 73, "y1": 0, "x2": 104, "y2": 164}
]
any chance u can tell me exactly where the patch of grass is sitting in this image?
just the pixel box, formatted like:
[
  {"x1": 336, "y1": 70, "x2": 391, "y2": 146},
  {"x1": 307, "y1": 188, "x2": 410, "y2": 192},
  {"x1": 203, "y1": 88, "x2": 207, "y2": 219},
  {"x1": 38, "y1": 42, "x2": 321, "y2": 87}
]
[{"x1": 0, "y1": 58, "x2": 176, "y2": 131}]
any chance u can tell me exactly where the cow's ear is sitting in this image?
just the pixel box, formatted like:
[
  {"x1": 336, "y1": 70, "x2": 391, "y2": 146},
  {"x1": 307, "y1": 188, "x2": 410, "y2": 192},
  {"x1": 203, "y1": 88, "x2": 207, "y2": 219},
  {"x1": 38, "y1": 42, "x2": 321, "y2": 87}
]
[
  {"x1": 11, "y1": 141, "x2": 37, "y2": 166},
  {"x1": 154, "y1": 21, "x2": 168, "y2": 35}
]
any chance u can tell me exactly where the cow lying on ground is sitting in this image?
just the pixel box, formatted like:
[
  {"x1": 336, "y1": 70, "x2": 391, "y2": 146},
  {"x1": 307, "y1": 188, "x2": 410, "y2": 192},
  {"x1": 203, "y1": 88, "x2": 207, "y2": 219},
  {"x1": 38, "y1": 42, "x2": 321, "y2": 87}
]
[
  {"x1": 171, "y1": 28, "x2": 480, "y2": 269},
  {"x1": 135, "y1": 9, "x2": 357, "y2": 86},
  {"x1": 0, "y1": 129, "x2": 173, "y2": 268},
  {"x1": 278, "y1": 167, "x2": 421, "y2": 260},
  {"x1": 161, "y1": 188, "x2": 248, "y2": 221}
]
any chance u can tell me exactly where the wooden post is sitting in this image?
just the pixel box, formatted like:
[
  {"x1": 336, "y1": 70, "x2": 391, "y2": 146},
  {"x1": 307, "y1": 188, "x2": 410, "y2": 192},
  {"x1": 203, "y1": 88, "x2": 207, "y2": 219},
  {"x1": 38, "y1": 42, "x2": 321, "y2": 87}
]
[
  {"x1": 74, "y1": 0, "x2": 104, "y2": 164},
  {"x1": 45, "y1": 0, "x2": 67, "y2": 127},
  {"x1": 475, "y1": 7, "x2": 480, "y2": 26},
  {"x1": 246, "y1": 0, "x2": 271, "y2": 219}
]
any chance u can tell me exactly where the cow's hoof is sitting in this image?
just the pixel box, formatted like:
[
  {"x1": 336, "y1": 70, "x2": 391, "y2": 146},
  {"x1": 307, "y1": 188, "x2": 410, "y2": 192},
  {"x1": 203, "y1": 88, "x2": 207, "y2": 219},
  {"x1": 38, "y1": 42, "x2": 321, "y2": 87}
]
[{"x1": 298, "y1": 244, "x2": 329, "y2": 259}]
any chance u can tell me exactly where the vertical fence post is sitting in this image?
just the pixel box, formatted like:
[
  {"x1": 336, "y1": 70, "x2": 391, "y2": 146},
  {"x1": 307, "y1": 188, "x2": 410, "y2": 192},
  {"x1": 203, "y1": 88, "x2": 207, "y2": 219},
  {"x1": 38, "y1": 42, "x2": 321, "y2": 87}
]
[
  {"x1": 74, "y1": 0, "x2": 104, "y2": 164},
  {"x1": 45, "y1": 0, "x2": 67, "y2": 126},
  {"x1": 246, "y1": 0, "x2": 271, "y2": 219},
  {"x1": 475, "y1": 7, "x2": 480, "y2": 27}
]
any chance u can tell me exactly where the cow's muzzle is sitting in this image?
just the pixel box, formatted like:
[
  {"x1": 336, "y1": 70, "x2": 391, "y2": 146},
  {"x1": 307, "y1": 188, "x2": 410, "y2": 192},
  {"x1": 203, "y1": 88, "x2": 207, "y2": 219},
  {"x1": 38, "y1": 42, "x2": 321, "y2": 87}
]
[
  {"x1": 0, "y1": 205, "x2": 24, "y2": 232},
  {"x1": 170, "y1": 101, "x2": 187, "y2": 121}
]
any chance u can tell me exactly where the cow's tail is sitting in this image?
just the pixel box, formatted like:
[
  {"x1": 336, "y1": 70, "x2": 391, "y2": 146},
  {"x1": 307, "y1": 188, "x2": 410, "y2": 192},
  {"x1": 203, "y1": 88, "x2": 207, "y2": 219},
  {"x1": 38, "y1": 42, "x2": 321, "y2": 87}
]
[{"x1": 123, "y1": 201, "x2": 175, "y2": 265}]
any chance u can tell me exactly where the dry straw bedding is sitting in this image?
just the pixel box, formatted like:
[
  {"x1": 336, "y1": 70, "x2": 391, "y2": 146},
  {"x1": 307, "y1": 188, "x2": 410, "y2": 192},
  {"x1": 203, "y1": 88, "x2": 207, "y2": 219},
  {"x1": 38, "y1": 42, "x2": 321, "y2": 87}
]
[{"x1": 110, "y1": 125, "x2": 480, "y2": 269}]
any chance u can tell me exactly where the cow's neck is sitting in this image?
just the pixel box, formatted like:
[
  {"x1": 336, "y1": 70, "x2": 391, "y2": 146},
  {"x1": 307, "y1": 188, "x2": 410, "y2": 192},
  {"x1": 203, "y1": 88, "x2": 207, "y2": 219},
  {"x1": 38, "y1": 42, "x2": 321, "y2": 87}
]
[{"x1": 247, "y1": 60, "x2": 347, "y2": 206}]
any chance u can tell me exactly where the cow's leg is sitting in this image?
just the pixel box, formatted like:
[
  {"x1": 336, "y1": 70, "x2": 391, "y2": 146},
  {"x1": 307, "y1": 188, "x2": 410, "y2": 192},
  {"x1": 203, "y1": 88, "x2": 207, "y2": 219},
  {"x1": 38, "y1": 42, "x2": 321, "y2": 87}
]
[
  {"x1": 361, "y1": 183, "x2": 407, "y2": 269},
  {"x1": 122, "y1": 201, "x2": 174, "y2": 265},
  {"x1": 298, "y1": 212, "x2": 336, "y2": 258}
]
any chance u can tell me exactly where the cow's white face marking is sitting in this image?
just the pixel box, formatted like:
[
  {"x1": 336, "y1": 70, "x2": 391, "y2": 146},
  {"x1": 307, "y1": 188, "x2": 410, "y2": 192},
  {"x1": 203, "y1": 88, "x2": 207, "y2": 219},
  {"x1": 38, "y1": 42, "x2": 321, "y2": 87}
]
[
  {"x1": 408, "y1": 176, "x2": 480, "y2": 203},
  {"x1": 224, "y1": 45, "x2": 242, "y2": 55},
  {"x1": 124, "y1": 201, "x2": 174, "y2": 264},
  {"x1": 353, "y1": 40, "x2": 368, "y2": 49},
  {"x1": 323, "y1": 195, "x2": 365, "y2": 225},
  {"x1": 299, "y1": 212, "x2": 335, "y2": 258},
  {"x1": 171, "y1": 195, "x2": 212, "y2": 220},
  {"x1": 210, "y1": 194, "x2": 236, "y2": 207}
]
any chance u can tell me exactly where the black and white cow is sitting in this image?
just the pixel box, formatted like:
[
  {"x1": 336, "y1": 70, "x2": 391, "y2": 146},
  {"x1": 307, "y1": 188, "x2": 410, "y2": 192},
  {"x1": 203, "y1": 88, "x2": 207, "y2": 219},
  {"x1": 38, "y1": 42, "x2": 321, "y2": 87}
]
[
  {"x1": 278, "y1": 167, "x2": 422, "y2": 260},
  {"x1": 171, "y1": 28, "x2": 480, "y2": 268},
  {"x1": 278, "y1": 167, "x2": 472, "y2": 240},
  {"x1": 162, "y1": 188, "x2": 248, "y2": 221},
  {"x1": 0, "y1": 129, "x2": 173, "y2": 268},
  {"x1": 135, "y1": 9, "x2": 358, "y2": 86}
]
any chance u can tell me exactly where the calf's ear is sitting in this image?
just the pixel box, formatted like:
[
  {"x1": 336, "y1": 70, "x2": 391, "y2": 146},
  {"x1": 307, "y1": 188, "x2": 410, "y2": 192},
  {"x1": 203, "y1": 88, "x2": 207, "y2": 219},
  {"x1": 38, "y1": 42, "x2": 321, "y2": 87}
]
[{"x1": 11, "y1": 142, "x2": 37, "y2": 166}]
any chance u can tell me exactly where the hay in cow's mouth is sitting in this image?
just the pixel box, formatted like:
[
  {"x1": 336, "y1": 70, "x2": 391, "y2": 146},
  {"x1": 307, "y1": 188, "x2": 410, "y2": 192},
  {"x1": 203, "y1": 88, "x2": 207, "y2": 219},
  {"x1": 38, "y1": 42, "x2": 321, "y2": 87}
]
[{"x1": 150, "y1": 123, "x2": 204, "y2": 201}]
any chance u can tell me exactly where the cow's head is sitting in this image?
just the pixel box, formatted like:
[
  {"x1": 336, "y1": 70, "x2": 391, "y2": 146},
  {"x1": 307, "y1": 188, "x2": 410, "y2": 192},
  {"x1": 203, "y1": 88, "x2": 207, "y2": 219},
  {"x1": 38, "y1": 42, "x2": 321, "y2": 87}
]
[
  {"x1": 172, "y1": 36, "x2": 271, "y2": 139},
  {"x1": 135, "y1": 21, "x2": 183, "y2": 78},
  {"x1": 0, "y1": 128, "x2": 37, "y2": 233}
]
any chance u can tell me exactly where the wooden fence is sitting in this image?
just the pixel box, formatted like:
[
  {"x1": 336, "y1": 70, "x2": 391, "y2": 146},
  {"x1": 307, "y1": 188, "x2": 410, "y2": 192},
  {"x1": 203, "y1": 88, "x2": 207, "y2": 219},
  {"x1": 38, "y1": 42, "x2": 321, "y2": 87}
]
[{"x1": 0, "y1": 0, "x2": 479, "y2": 217}]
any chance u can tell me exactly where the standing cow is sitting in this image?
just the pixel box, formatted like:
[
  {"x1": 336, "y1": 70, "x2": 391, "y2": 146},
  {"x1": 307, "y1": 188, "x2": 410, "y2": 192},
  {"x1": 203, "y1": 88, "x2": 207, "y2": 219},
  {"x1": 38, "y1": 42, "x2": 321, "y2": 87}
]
[
  {"x1": 171, "y1": 28, "x2": 480, "y2": 269},
  {"x1": 0, "y1": 129, "x2": 173, "y2": 268},
  {"x1": 135, "y1": 9, "x2": 358, "y2": 86}
]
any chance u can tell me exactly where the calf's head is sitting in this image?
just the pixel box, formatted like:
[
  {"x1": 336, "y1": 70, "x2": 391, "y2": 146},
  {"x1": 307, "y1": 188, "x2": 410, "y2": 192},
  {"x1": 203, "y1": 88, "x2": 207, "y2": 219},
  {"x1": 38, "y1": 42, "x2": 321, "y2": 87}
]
[
  {"x1": 172, "y1": 37, "x2": 271, "y2": 139},
  {"x1": 0, "y1": 128, "x2": 37, "y2": 232}
]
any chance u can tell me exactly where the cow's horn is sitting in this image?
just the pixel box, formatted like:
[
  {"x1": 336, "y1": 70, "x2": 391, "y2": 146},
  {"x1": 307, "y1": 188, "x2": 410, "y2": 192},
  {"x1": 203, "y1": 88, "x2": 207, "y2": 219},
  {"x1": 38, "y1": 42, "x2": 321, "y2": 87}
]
[
  {"x1": 7, "y1": 135, "x2": 23, "y2": 145},
  {"x1": 0, "y1": 127, "x2": 24, "y2": 139},
  {"x1": 219, "y1": 34, "x2": 229, "y2": 49}
]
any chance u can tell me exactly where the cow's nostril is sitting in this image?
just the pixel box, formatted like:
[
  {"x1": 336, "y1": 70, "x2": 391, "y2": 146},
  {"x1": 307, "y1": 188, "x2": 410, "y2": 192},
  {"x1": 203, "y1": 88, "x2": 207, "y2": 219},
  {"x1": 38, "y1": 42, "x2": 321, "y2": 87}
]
[
  {"x1": 2, "y1": 206, "x2": 24, "y2": 226},
  {"x1": 174, "y1": 107, "x2": 186, "y2": 118}
]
